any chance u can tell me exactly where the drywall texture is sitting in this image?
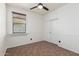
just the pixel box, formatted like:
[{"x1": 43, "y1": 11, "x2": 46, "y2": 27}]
[
  {"x1": 6, "y1": 3, "x2": 79, "y2": 54},
  {"x1": 6, "y1": 5, "x2": 44, "y2": 48},
  {"x1": 0, "y1": 3, "x2": 6, "y2": 55},
  {"x1": 44, "y1": 4, "x2": 79, "y2": 54}
]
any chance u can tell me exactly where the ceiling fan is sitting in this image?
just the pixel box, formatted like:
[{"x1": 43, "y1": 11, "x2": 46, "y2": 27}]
[{"x1": 30, "y1": 3, "x2": 49, "y2": 11}]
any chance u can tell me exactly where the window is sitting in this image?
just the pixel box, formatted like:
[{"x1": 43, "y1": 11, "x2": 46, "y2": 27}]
[{"x1": 12, "y1": 12, "x2": 26, "y2": 33}]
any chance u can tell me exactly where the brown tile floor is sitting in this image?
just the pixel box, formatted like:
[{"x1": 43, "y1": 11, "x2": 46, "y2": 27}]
[{"x1": 5, "y1": 41, "x2": 79, "y2": 56}]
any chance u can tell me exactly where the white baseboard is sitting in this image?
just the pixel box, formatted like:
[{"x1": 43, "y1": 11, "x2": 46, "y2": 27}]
[
  {"x1": 7, "y1": 40, "x2": 43, "y2": 49},
  {"x1": 0, "y1": 49, "x2": 6, "y2": 56},
  {"x1": 5, "y1": 40, "x2": 79, "y2": 55},
  {"x1": 58, "y1": 44, "x2": 79, "y2": 54},
  {"x1": 45, "y1": 40, "x2": 79, "y2": 54}
]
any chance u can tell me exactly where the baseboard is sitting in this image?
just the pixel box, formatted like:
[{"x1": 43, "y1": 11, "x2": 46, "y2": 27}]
[
  {"x1": 45, "y1": 40, "x2": 57, "y2": 45},
  {"x1": 45, "y1": 40, "x2": 79, "y2": 54},
  {"x1": 5, "y1": 40, "x2": 79, "y2": 55},
  {"x1": 0, "y1": 49, "x2": 6, "y2": 56},
  {"x1": 58, "y1": 44, "x2": 79, "y2": 54},
  {"x1": 7, "y1": 40, "x2": 43, "y2": 49}
]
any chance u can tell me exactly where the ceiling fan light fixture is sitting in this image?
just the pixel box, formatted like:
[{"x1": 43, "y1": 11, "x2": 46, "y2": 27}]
[
  {"x1": 38, "y1": 5, "x2": 43, "y2": 9},
  {"x1": 30, "y1": 3, "x2": 49, "y2": 11}
]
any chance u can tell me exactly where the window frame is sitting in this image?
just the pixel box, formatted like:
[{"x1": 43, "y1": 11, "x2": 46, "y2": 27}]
[{"x1": 12, "y1": 11, "x2": 26, "y2": 34}]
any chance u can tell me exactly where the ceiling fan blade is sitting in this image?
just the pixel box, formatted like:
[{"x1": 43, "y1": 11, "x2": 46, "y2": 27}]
[
  {"x1": 43, "y1": 6, "x2": 49, "y2": 11},
  {"x1": 38, "y1": 3, "x2": 43, "y2": 6},
  {"x1": 30, "y1": 6, "x2": 37, "y2": 10}
]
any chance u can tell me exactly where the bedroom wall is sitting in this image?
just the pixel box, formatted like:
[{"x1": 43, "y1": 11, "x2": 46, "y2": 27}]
[
  {"x1": 44, "y1": 3, "x2": 79, "y2": 54},
  {"x1": 6, "y1": 3, "x2": 79, "y2": 54},
  {"x1": 6, "y1": 5, "x2": 44, "y2": 48},
  {"x1": 0, "y1": 3, "x2": 6, "y2": 55}
]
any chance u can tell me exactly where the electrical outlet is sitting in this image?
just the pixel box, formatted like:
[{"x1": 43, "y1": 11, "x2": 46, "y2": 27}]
[
  {"x1": 30, "y1": 38, "x2": 32, "y2": 40},
  {"x1": 59, "y1": 40, "x2": 61, "y2": 43}
]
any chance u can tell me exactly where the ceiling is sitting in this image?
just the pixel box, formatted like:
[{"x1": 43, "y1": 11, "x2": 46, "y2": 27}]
[{"x1": 7, "y1": 3, "x2": 67, "y2": 15}]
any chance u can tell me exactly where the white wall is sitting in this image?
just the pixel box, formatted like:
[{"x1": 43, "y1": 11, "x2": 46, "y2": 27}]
[
  {"x1": 5, "y1": 3, "x2": 79, "y2": 54},
  {"x1": 0, "y1": 3, "x2": 6, "y2": 55},
  {"x1": 44, "y1": 3, "x2": 79, "y2": 54},
  {"x1": 6, "y1": 5, "x2": 44, "y2": 48}
]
